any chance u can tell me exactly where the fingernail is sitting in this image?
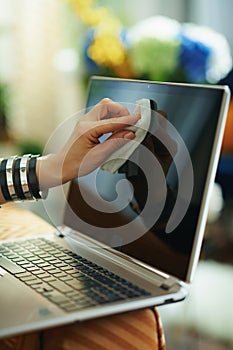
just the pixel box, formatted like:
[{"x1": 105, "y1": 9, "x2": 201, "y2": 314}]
[{"x1": 124, "y1": 131, "x2": 135, "y2": 140}]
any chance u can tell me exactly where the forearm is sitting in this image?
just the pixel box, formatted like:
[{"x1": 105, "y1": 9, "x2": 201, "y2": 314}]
[{"x1": 0, "y1": 99, "x2": 139, "y2": 206}]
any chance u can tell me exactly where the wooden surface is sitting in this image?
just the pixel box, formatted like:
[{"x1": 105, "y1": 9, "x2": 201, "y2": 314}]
[
  {"x1": 0, "y1": 203, "x2": 53, "y2": 240},
  {"x1": 222, "y1": 98, "x2": 233, "y2": 154},
  {"x1": 0, "y1": 203, "x2": 166, "y2": 350}
]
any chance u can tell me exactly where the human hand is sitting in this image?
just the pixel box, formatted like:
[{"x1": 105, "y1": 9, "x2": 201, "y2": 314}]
[{"x1": 37, "y1": 98, "x2": 140, "y2": 189}]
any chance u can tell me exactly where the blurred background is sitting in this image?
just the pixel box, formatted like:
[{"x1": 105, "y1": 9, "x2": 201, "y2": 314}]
[{"x1": 0, "y1": 0, "x2": 233, "y2": 349}]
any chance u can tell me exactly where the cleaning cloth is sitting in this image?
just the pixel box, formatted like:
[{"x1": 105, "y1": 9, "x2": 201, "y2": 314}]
[{"x1": 101, "y1": 98, "x2": 152, "y2": 174}]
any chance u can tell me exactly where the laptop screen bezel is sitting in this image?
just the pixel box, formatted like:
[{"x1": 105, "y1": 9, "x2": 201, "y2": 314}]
[{"x1": 65, "y1": 76, "x2": 230, "y2": 283}]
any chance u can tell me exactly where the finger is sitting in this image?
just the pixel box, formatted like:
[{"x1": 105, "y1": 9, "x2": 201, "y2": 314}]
[
  {"x1": 94, "y1": 130, "x2": 135, "y2": 160},
  {"x1": 109, "y1": 129, "x2": 135, "y2": 141},
  {"x1": 90, "y1": 113, "x2": 141, "y2": 138},
  {"x1": 77, "y1": 131, "x2": 135, "y2": 177},
  {"x1": 87, "y1": 98, "x2": 130, "y2": 121},
  {"x1": 157, "y1": 110, "x2": 167, "y2": 118}
]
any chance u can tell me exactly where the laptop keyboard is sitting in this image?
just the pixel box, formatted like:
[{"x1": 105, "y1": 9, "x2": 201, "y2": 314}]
[{"x1": 0, "y1": 238, "x2": 150, "y2": 312}]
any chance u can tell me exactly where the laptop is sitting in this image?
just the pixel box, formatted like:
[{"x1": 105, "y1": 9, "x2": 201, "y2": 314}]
[{"x1": 0, "y1": 76, "x2": 230, "y2": 338}]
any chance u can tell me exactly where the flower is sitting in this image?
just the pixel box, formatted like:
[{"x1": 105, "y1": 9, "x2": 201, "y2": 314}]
[
  {"x1": 66, "y1": 1, "x2": 232, "y2": 84},
  {"x1": 179, "y1": 32, "x2": 212, "y2": 83},
  {"x1": 125, "y1": 16, "x2": 232, "y2": 83},
  {"x1": 126, "y1": 16, "x2": 181, "y2": 81},
  {"x1": 180, "y1": 23, "x2": 232, "y2": 83}
]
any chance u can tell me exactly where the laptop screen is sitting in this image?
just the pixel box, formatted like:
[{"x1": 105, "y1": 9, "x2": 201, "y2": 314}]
[{"x1": 64, "y1": 77, "x2": 229, "y2": 282}]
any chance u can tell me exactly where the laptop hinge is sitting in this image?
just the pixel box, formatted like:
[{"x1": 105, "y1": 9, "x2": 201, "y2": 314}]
[{"x1": 161, "y1": 276, "x2": 179, "y2": 290}]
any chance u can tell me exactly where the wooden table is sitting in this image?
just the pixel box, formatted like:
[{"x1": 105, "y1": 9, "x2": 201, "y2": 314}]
[{"x1": 0, "y1": 203, "x2": 166, "y2": 350}]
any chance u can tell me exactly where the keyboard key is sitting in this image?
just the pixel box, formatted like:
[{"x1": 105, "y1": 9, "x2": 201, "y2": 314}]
[
  {"x1": 25, "y1": 278, "x2": 43, "y2": 286},
  {"x1": 0, "y1": 257, "x2": 25, "y2": 274},
  {"x1": 41, "y1": 276, "x2": 56, "y2": 282},
  {"x1": 19, "y1": 275, "x2": 38, "y2": 282},
  {"x1": 0, "y1": 238, "x2": 151, "y2": 312},
  {"x1": 48, "y1": 280, "x2": 73, "y2": 293},
  {"x1": 65, "y1": 279, "x2": 85, "y2": 290},
  {"x1": 46, "y1": 292, "x2": 69, "y2": 305},
  {"x1": 15, "y1": 271, "x2": 32, "y2": 278},
  {"x1": 32, "y1": 283, "x2": 54, "y2": 293},
  {"x1": 59, "y1": 275, "x2": 73, "y2": 282}
]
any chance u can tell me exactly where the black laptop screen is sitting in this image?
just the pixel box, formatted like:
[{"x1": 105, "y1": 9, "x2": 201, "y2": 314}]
[{"x1": 64, "y1": 77, "x2": 227, "y2": 281}]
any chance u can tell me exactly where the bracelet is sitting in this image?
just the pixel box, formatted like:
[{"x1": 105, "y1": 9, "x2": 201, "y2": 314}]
[
  {"x1": 13, "y1": 157, "x2": 26, "y2": 200},
  {"x1": 20, "y1": 154, "x2": 33, "y2": 199},
  {"x1": 28, "y1": 155, "x2": 41, "y2": 199},
  {"x1": 0, "y1": 158, "x2": 3, "y2": 206},
  {"x1": 0, "y1": 154, "x2": 48, "y2": 203},
  {"x1": 28, "y1": 156, "x2": 48, "y2": 200},
  {"x1": 0, "y1": 158, "x2": 12, "y2": 201},
  {"x1": 6, "y1": 155, "x2": 18, "y2": 200}
]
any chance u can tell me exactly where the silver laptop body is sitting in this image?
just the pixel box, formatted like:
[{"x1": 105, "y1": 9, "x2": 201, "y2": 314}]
[{"x1": 0, "y1": 77, "x2": 230, "y2": 338}]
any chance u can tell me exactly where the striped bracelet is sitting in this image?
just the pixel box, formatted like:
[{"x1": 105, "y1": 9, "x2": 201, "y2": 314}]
[{"x1": 0, "y1": 154, "x2": 48, "y2": 202}]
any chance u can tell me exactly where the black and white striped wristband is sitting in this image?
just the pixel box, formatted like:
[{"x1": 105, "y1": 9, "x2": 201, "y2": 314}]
[{"x1": 0, "y1": 154, "x2": 48, "y2": 202}]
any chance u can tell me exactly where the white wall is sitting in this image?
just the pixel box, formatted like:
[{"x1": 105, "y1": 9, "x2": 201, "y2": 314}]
[{"x1": 108, "y1": 0, "x2": 188, "y2": 23}]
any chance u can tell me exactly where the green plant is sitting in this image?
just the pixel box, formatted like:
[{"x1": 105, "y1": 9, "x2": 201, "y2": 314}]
[
  {"x1": 0, "y1": 84, "x2": 9, "y2": 141},
  {"x1": 17, "y1": 139, "x2": 43, "y2": 156}
]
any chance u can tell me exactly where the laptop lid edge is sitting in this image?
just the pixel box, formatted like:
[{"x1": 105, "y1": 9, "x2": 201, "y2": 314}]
[{"x1": 186, "y1": 85, "x2": 231, "y2": 283}]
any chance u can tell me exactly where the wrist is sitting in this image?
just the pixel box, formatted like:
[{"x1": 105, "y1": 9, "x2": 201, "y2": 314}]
[{"x1": 36, "y1": 154, "x2": 63, "y2": 190}]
